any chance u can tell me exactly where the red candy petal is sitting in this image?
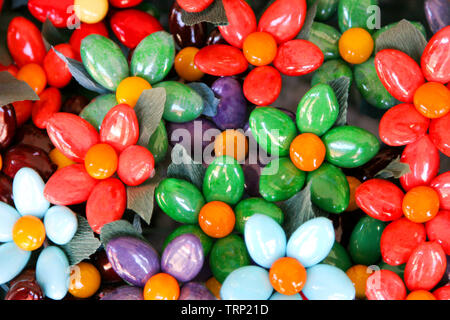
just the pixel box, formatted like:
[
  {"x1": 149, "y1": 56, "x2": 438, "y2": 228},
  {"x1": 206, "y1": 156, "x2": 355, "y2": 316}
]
[
  {"x1": 429, "y1": 112, "x2": 450, "y2": 157},
  {"x1": 86, "y1": 178, "x2": 127, "y2": 234},
  {"x1": 421, "y1": 26, "x2": 450, "y2": 84},
  {"x1": 243, "y1": 66, "x2": 282, "y2": 106},
  {"x1": 176, "y1": 0, "x2": 214, "y2": 12},
  {"x1": 355, "y1": 179, "x2": 404, "y2": 222},
  {"x1": 110, "y1": 9, "x2": 163, "y2": 49},
  {"x1": 117, "y1": 145, "x2": 155, "y2": 186},
  {"x1": 426, "y1": 211, "x2": 450, "y2": 255},
  {"x1": 258, "y1": 0, "x2": 307, "y2": 44},
  {"x1": 44, "y1": 164, "x2": 99, "y2": 205},
  {"x1": 46, "y1": 112, "x2": 99, "y2": 162},
  {"x1": 379, "y1": 103, "x2": 429, "y2": 146},
  {"x1": 434, "y1": 285, "x2": 450, "y2": 300},
  {"x1": 366, "y1": 270, "x2": 406, "y2": 300},
  {"x1": 43, "y1": 44, "x2": 75, "y2": 88},
  {"x1": 274, "y1": 39, "x2": 323, "y2": 76},
  {"x1": 375, "y1": 49, "x2": 425, "y2": 103},
  {"x1": 99, "y1": 104, "x2": 139, "y2": 153},
  {"x1": 32, "y1": 87, "x2": 62, "y2": 129},
  {"x1": 399, "y1": 135, "x2": 440, "y2": 191},
  {"x1": 430, "y1": 172, "x2": 450, "y2": 211},
  {"x1": 109, "y1": 0, "x2": 143, "y2": 8},
  {"x1": 404, "y1": 242, "x2": 447, "y2": 291},
  {"x1": 28, "y1": 0, "x2": 73, "y2": 28},
  {"x1": 194, "y1": 44, "x2": 248, "y2": 76},
  {"x1": 219, "y1": 0, "x2": 256, "y2": 48},
  {"x1": 380, "y1": 218, "x2": 426, "y2": 266},
  {"x1": 69, "y1": 22, "x2": 109, "y2": 60}
]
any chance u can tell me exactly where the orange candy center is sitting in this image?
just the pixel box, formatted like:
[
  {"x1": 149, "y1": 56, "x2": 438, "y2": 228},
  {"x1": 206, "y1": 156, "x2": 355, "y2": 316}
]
[
  {"x1": 413, "y1": 82, "x2": 450, "y2": 119},
  {"x1": 198, "y1": 201, "x2": 235, "y2": 238},
  {"x1": 84, "y1": 143, "x2": 118, "y2": 180},
  {"x1": 289, "y1": 133, "x2": 326, "y2": 172},
  {"x1": 269, "y1": 257, "x2": 307, "y2": 295},
  {"x1": 243, "y1": 32, "x2": 277, "y2": 66},
  {"x1": 402, "y1": 186, "x2": 440, "y2": 223},
  {"x1": 144, "y1": 273, "x2": 180, "y2": 300}
]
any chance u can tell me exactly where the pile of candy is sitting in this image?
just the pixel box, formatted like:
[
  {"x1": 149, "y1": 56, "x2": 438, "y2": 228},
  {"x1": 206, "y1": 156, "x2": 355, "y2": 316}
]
[{"x1": 0, "y1": 0, "x2": 449, "y2": 301}]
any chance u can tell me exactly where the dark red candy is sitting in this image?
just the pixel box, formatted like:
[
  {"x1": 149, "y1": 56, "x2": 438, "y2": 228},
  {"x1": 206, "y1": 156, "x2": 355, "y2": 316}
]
[
  {"x1": 380, "y1": 218, "x2": 426, "y2": 266},
  {"x1": 0, "y1": 104, "x2": 16, "y2": 151},
  {"x1": 44, "y1": 164, "x2": 99, "y2": 205},
  {"x1": 32, "y1": 87, "x2": 62, "y2": 129},
  {"x1": 99, "y1": 104, "x2": 139, "y2": 153},
  {"x1": 86, "y1": 178, "x2": 126, "y2": 234},
  {"x1": 219, "y1": 0, "x2": 256, "y2": 48},
  {"x1": 28, "y1": 0, "x2": 73, "y2": 28},
  {"x1": 399, "y1": 135, "x2": 440, "y2": 191},
  {"x1": 429, "y1": 112, "x2": 450, "y2": 157},
  {"x1": 194, "y1": 44, "x2": 248, "y2": 76},
  {"x1": 243, "y1": 66, "x2": 282, "y2": 106},
  {"x1": 69, "y1": 22, "x2": 109, "y2": 60},
  {"x1": 404, "y1": 242, "x2": 447, "y2": 291},
  {"x1": 169, "y1": 2, "x2": 207, "y2": 49},
  {"x1": 7, "y1": 17, "x2": 47, "y2": 67},
  {"x1": 366, "y1": 270, "x2": 406, "y2": 300},
  {"x1": 374, "y1": 49, "x2": 425, "y2": 103},
  {"x1": 5, "y1": 269, "x2": 43, "y2": 300},
  {"x1": 62, "y1": 95, "x2": 89, "y2": 115},
  {"x1": 206, "y1": 28, "x2": 227, "y2": 46},
  {"x1": 274, "y1": 39, "x2": 324, "y2": 76},
  {"x1": 14, "y1": 123, "x2": 54, "y2": 153},
  {"x1": 46, "y1": 112, "x2": 99, "y2": 162},
  {"x1": 421, "y1": 26, "x2": 450, "y2": 84},
  {"x1": 109, "y1": 0, "x2": 143, "y2": 8},
  {"x1": 92, "y1": 250, "x2": 123, "y2": 283},
  {"x1": 258, "y1": 0, "x2": 307, "y2": 44},
  {"x1": 2, "y1": 144, "x2": 56, "y2": 181},
  {"x1": 0, "y1": 172, "x2": 13, "y2": 205},
  {"x1": 110, "y1": 9, "x2": 163, "y2": 49},
  {"x1": 431, "y1": 172, "x2": 450, "y2": 211},
  {"x1": 176, "y1": 0, "x2": 214, "y2": 12},
  {"x1": 379, "y1": 103, "x2": 429, "y2": 146},
  {"x1": 355, "y1": 179, "x2": 404, "y2": 222},
  {"x1": 43, "y1": 44, "x2": 75, "y2": 88},
  {"x1": 426, "y1": 211, "x2": 450, "y2": 255},
  {"x1": 12, "y1": 101, "x2": 33, "y2": 127}
]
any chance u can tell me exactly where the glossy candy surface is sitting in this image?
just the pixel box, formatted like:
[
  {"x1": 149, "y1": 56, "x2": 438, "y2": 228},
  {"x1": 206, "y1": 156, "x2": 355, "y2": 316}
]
[
  {"x1": 234, "y1": 198, "x2": 284, "y2": 233},
  {"x1": 131, "y1": 31, "x2": 175, "y2": 84},
  {"x1": 243, "y1": 32, "x2": 277, "y2": 66},
  {"x1": 199, "y1": 201, "x2": 235, "y2": 238},
  {"x1": 243, "y1": 66, "x2": 282, "y2": 106},
  {"x1": 43, "y1": 44, "x2": 75, "y2": 88},
  {"x1": 214, "y1": 129, "x2": 248, "y2": 162},
  {"x1": 286, "y1": 217, "x2": 334, "y2": 268},
  {"x1": 399, "y1": 135, "x2": 440, "y2": 191},
  {"x1": 194, "y1": 45, "x2": 248, "y2": 76},
  {"x1": 322, "y1": 126, "x2": 380, "y2": 168},
  {"x1": 302, "y1": 264, "x2": 355, "y2": 300},
  {"x1": 179, "y1": 282, "x2": 217, "y2": 300},
  {"x1": 110, "y1": 9, "x2": 163, "y2": 49},
  {"x1": 13, "y1": 168, "x2": 49, "y2": 218},
  {"x1": 402, "y1": 186, "x2": 440, "y2": 223},
  {"x1": 79, "y1": 94, "x2": 117, "y2": 130},
  {"x1": 274, "y1": 40, "x2": 324, "y2": 76},
  {"x1": 163, "y1": 225, "x2": 213, "y2": 256},
  {"x1": 375, "y1": 49, "x2": 425, "y2": 102},
  {"x1": 259, "y1": 157, "x2": 306, "y2": 202},
  {"x1": 46, "y1": 113, "x2": 99, "y2": 162},
  {"x1": 355, "y1": 179, "x2": 404, "y2": 221},
  {"x1": 0, "y1": 202, "x2": 20, "y2": 242},
  {"x1": 379, "y1": 103, "x2": 429, "y2": 146},
  {"x1": 290, "y1": 133, "x2": 326, "y2": 172},
  {"x1": 69, "y1": 262, "x2": 101, "y2": 298},
  {"x1": 86, "y1": 178, "x2": 126, "y2": 233},
  {"x1": 174, "y1": 47, "x2": 204, "y2": 82},
  {"x1": 413, "y1": 82, "x2": 450, "y2": 119},
  {"x1": 431, "y1": 172, "x2": 450, "y2": 210},
  {"x1": 430, "y1": 112, "x2": 450, "y2": 156},
  {"x1": 144, "y1": 273, "x2": 179, "y2": 300},
  {"x1": 0, "y1": 242, "x2": 31, "y2": 285},
  {"x1": 203, "y1": 156, "x2": 244, "y2": 205},
  {"x1": 338, "y1": 28, "x2": 374, "y2": 64},
  {"x1": 348, "y1": 216, "x2": 385, "y2": 265},
  {"x1": 69, "y1": 22, "x2": 109, "y2": 60},
  {"x1": 311, "y1": 59, "x2": 353, "y2": 87},
  {"x1": 404, "y1": 242, "x2": 447, "y2": 291},
  {"x1": 80, "y1": 35, "x2": 129, "y2": 91},
  {"x1": 219, "y1": 0, "x2": 256, "y2": 48},
  {"x1": 44, "y1": 164, "x2": 98, "y2": 205},
  {"x1": 74, "y1": 0, "x2": 108, "y2": 24},
  {"x1": 338, "y1": 0, "x2": 378, "y2": 32},
  {"x1": 84, "y1": 144, "x2": 118, "y2": 180},
  {"x1": 156, "y1": 178, "x2": 205, "y2": 224},
  {"x1": 117, "y1": 145, "x2": 154, "y2": 186},
  {"x1": 161, "y1": 234, "x2": 203, "y2": 282},
  {"x1": 17, "y1": 63, "x2": 47, "y2": 95},
  {"x1": 307, "y1": 22, "x2": 341, "y2": 61},
  {"x1": 0, "y1": 105, "x2": 16, "y2": 151},
  {"x1": 346, "y1": 265, "x2": 374, "y2": 299},
  {"x1": 154, "y1": 81, "x2": 203, "y2": 123},
  {"x1": 32, "y1": 87, "x2": 62, "y2": 129},
  {"x1": 424, "y1": 0, "x2": 450, "y2": 34},
  {"x1": 7, "y1": 17, "x2": 46, "y2": 67},
  {"x1": 169, "y1": 3, "x2": 207, "y2": 49},
  {"x1": 35, "y1": 246, "x2": 70, "y2": 300},
  {"x1": 306, "y1": 163, "x2": 349, "y2": 213},
  {"x1": 380, "y1": 218, "x2": 426, "y2": 266},
  {"x1": 177, "y1": 0, "x2": 213, "y2": 12},
  {"x1": 220, "y1": 266, "x2": 273, "y2": 300},
  {"x1": 99, "y1": 104, "x2": 139, "y2": 153},
  {"x1": 212, "y1": 77, "x2": 247, "y2": 130},
  {"x1": 106, "y1": 236, "x2": 160, "y2": 287},
  {"x1": 12, "y1": 215, "x2": 45, "y2": 251},
  {"x1": 366, "y1": 270, "x2": 406, "y2": 300},
  {"x1": 245, "y1": 214, "x2": 286, "y2": 268},
  {"x1": 258, "y1": 0, "x2": 307, "y2": 44},
  {"x1": 426, "y1": 211, "x2": 450, "y2": 255},
  {"x1": 421, "y1": 26, "x2": 450, "y2": 83},
  {"x1": 44, "y1": 206, "x2": 77, "y2": 245},
  {"x1": 116, "y1": 76, "x2": 152, "y2": 108},
  {"x1": 296, "y1": 84, "x2": 339, "y2": 136},
  {"x1": 209, "y1": 234, "x2": 250, "y2": 283},
  {"x1": 269, "y1": 257, "x2": 307, "y2": 295},
  {"x1": 27, "y1": 0, "x2": 73, "y2": 28}
]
